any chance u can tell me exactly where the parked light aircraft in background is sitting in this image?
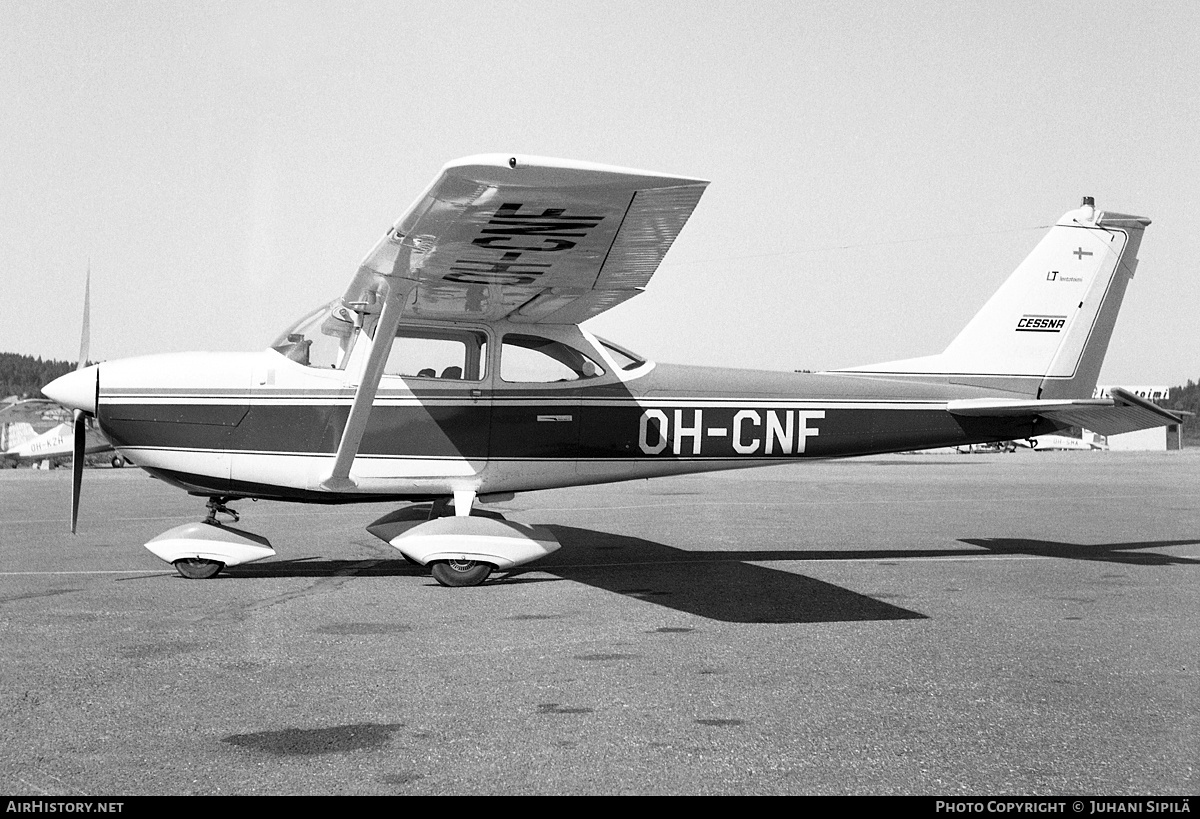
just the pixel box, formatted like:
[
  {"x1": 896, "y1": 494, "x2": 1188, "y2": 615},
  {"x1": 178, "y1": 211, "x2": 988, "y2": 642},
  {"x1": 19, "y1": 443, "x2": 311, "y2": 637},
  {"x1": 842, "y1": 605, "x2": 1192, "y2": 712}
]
[
  {"x1": 2, "y1": 416, "x2": 121, "y2": 467},
  {"x1": 1016, "y1": 434, "x2": 1106, "y2": 451},
  {"x1": 1, "y1": 399, "x2": 65, "y2": 454},
  {"x1": 44, "y1": 155, "x2": 1180, "y2": 586},
  {"x1": 1, "y1": 398, "x2": 122, "y2": 467}
]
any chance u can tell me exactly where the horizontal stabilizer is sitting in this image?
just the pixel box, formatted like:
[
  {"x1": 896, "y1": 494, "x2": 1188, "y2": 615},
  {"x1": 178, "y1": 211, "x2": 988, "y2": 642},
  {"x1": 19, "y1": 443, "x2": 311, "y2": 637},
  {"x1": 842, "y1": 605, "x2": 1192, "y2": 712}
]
[{"x1": 948, "y1": 387, "x2": 1181, "y2": 436}]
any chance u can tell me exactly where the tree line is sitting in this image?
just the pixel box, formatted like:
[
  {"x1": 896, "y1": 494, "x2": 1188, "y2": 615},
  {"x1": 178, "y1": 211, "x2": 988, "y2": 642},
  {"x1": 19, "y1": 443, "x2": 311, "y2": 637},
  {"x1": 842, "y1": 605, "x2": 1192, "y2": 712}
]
[
  {"x1": 0, "y1": 352, "x2": 77, "y2": 400},
  {"x1": 1162, "y1": 380, "x2": 1200, "y2": 445}
]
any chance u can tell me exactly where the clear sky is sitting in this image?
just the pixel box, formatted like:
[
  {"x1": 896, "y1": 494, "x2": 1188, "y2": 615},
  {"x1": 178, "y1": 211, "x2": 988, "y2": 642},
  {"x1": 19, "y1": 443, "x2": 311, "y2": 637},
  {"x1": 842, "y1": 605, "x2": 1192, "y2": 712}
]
[{"x1": 3, "y1": 1, "x2": 1198, "y2": 386}]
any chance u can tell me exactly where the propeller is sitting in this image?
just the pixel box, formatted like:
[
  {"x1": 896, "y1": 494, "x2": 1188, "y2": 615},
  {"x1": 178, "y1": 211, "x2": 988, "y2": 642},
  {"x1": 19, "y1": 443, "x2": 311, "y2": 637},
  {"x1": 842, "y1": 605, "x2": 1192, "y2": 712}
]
[
  {"x1": 71, "y1": 409, "x2": 85, "y2": 533},
  {"x1": 70, "y1": 267, "x2": 91, "y2": 534}
]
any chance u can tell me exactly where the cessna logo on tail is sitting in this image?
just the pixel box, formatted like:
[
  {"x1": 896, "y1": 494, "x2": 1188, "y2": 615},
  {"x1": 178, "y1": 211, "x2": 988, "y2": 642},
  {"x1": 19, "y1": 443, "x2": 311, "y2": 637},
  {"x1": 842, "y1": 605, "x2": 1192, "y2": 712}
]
[{"x1": 1016, "y1": 314, "x2": 1066, "y2": 332}]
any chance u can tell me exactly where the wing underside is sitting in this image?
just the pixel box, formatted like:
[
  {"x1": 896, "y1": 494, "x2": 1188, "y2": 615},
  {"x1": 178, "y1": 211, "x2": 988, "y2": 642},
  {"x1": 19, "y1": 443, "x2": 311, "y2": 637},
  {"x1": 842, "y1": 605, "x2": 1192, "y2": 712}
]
[{"x1": 341, "y1": 155, "x2": 708, "y2": 326}]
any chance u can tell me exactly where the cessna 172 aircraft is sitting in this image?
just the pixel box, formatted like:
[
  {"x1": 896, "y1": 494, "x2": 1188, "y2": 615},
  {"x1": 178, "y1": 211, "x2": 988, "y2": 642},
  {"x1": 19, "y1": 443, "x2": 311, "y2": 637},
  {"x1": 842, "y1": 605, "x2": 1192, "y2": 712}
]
[{"x1": 43, "y1": 155, "x2": 1179, "y2": 586}]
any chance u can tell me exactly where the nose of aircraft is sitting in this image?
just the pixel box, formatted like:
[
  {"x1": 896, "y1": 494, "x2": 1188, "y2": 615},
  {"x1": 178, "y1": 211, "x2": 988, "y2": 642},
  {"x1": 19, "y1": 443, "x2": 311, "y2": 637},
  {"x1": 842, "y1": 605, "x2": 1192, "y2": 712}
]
[{"x1": 44, "y1": 365, "x2": 99, "y2": 414}]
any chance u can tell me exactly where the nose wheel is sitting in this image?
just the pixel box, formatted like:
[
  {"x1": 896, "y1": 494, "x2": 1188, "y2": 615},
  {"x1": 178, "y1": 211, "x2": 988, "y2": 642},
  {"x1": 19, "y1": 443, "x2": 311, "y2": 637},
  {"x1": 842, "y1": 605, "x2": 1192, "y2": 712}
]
[{"x1": 430, "y1": 559, "x2": 493, "y2": 587}]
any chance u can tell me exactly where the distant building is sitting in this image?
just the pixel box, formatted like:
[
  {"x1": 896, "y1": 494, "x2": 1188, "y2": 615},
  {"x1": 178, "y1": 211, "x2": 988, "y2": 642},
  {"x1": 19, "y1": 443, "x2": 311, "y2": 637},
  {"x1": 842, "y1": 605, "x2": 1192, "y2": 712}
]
[
  {"x1": 1105, "y1": 426, "x2": 1170, "y2": 451},
  {"x1": 1092, "y1": 385, "x2": 1170, "y2": 401}
]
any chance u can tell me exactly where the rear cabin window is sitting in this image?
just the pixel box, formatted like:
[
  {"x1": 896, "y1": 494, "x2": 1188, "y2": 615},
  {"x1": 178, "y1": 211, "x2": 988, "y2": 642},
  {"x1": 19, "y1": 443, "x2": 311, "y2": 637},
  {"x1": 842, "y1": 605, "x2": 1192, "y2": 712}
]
[
  {"x1": 500, "y1": 334, "x2": 605, "y2": 383},
  {"x1": 383, "y1": 329, "x2": 487, "y2": 381}
]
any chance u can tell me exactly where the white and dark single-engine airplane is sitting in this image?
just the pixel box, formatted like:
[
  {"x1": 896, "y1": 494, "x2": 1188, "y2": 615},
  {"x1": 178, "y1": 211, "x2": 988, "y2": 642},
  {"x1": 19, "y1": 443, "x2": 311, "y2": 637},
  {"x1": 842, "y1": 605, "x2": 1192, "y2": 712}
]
[
  {"x1": 1, "y1": 399, "x2": 68, "y2": 465},
  {"x1": 2, "y1": 389, "x2": 122, "y2": 470},
  {"x1": 2, "y1": 415, "x2": 120, "y2": 468},
  {"x1": 43, "y1": 155, "x2": 1180, "y2": 586}
]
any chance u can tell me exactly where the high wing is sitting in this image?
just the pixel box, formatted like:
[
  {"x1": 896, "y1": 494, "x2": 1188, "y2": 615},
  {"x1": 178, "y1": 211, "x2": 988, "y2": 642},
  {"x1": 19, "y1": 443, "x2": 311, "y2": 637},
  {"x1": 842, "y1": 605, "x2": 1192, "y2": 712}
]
[
  {"x1": 0, "y1": 398, "x2": 71, "y2": 426},
  {"x1": 339, "y1": 154, "x2": 709, "y2": 326},
  {"x1": 948, "y1": 387, "x2": 1181, "y2": 436},
  {"x1": 321, "y1": 155, "x2": 707, "y2": 492}
]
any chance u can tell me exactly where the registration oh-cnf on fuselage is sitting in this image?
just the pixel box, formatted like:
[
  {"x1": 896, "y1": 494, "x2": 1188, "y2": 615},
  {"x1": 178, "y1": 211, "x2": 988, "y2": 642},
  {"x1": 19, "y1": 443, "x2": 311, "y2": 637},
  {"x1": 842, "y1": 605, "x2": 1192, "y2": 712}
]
[{"x1": 43, "y1": 155, "x2": 1179, "y2": 586}]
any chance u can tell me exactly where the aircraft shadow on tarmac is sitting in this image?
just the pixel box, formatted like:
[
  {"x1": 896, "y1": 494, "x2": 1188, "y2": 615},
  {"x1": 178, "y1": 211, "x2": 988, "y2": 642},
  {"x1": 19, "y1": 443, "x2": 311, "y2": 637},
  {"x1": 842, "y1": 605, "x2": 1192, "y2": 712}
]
[
  {"x1": 519, "y1": 525, "x2": 929, "y2": 625},
  {"x1": 222, "y1": 530, "x2": 1198, "y2": 625},
  {"x1": 959, "y1": 537, "x2": 1200, "y2": 566},
  {"x1": 224, "y1": 526, "x2": 928, "y2": 625}
]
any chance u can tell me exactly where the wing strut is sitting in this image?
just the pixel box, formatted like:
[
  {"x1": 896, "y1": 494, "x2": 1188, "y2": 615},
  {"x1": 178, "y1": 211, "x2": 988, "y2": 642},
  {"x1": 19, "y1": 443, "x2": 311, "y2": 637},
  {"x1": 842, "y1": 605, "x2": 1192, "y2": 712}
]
[{"x1": 320, "y1": 253, "x2": 413, "y2": 492}]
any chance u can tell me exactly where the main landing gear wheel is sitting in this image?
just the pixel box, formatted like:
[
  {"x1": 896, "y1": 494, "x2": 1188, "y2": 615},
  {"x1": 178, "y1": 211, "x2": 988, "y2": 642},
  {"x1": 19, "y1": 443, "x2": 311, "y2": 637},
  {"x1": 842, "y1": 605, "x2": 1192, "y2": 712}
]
[
  {"x1": 430, "y1": 559, "x2": 493, "y2": 588},
  {"x1": 173, "y1": 558, "x2": 224, "y2": 580}
]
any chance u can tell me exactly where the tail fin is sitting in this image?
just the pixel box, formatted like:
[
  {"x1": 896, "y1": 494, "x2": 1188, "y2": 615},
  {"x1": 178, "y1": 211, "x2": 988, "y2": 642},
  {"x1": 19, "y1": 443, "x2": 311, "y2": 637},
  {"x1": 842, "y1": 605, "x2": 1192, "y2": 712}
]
[
  {"x1": 2, "y1": 421, "x2": 39, "y2": 453},
  {"x1": 842, "y1": 199, "x2": 1150, "y2": 399}
]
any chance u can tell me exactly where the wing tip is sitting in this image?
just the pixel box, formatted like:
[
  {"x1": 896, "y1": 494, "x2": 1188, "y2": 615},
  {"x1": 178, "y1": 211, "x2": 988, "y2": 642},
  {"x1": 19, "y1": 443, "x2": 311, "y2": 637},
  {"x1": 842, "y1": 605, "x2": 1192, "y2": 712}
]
[{"x1": 442, "y1": 154, "x2": 709, "y2": 188}]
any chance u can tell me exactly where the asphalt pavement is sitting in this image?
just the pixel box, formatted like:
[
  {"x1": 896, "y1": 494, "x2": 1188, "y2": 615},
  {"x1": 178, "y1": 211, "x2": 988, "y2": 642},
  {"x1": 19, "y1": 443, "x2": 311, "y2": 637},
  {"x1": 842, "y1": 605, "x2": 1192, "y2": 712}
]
[{"x1": 1, "y1": 450, "x2": 1197, "y2": 795}]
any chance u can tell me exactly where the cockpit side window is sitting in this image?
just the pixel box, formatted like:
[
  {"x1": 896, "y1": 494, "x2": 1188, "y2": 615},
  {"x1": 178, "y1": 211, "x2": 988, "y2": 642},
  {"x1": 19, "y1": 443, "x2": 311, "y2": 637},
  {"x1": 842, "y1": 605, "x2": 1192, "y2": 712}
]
[
  {"x1": 383, "y1": 328, "x2": 488, "y2": 381},
  {"x1": 500, "y1": 334, "x2": 605, "y2": 383}
]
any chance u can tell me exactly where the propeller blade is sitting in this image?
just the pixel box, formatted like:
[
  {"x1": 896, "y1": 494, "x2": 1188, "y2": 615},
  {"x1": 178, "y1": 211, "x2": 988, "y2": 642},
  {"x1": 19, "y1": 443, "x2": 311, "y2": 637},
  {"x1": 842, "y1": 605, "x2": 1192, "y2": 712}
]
[
  {"x1": 77, "y1": 265, "x2": 91, "y2": 371},
  {"x1": 65, "y1": 265, "x2": 93, "y2": 533},
  {"x1": 71, "y1": 410, "x2": 85, "y2": 534}
]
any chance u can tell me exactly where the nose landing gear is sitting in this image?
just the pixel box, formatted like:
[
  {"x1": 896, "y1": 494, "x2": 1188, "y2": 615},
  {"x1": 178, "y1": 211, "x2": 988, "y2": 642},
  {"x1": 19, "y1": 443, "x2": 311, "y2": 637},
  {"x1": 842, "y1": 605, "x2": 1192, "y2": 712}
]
[{"x1": 144, "y1": 496, "x2": 275, "y2": 579}]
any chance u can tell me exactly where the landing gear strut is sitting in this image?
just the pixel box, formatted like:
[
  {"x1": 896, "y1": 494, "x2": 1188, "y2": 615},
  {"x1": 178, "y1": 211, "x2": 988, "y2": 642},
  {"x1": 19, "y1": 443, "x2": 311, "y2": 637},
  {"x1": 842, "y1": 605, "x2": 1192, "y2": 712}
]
[{"x1": 204, "y1": 496, "x2": 240, "y2": 524}]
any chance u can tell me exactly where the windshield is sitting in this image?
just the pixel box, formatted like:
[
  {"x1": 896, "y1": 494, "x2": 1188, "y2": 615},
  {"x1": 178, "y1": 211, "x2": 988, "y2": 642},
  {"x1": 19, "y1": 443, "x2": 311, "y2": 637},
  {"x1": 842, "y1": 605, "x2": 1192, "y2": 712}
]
[{"x1": 271, "y1": 299, "x2": 358, "y2": 369}]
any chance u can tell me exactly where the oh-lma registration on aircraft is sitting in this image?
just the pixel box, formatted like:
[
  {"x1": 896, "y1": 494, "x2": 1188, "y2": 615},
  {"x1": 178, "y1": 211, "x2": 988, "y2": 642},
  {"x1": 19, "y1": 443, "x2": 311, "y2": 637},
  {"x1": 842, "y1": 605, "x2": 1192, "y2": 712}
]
[{"x1": 44, "y1": 155, "x2": 1179, "y2": 586}]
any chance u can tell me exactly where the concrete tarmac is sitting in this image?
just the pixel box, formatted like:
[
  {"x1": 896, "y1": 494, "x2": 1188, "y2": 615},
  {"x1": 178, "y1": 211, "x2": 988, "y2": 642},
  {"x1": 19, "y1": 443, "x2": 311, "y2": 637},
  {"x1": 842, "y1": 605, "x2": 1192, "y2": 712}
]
[{"x1": 2, "y1": 451, "x2": 1198, "y2": 795}]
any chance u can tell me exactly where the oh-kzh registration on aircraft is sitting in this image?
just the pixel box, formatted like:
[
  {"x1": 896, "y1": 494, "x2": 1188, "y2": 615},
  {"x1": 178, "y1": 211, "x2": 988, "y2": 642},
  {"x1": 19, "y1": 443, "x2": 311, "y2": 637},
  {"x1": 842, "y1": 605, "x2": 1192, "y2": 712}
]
[
  {"x1": 44, "y1": 155, "x2": 1180, "y2": 586},
  {"x1": 2, "y1": 415, "x2": 118, "y2": 468}
]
